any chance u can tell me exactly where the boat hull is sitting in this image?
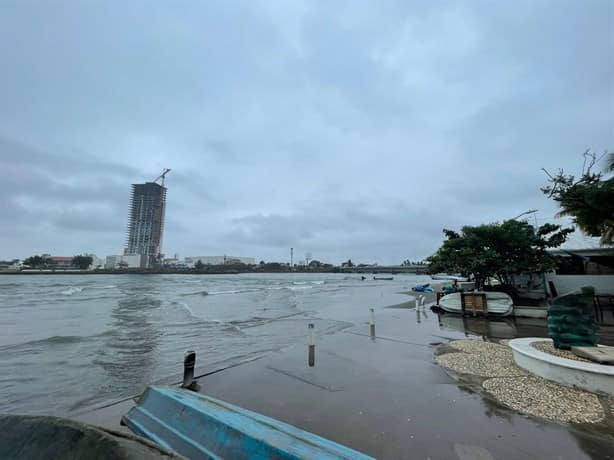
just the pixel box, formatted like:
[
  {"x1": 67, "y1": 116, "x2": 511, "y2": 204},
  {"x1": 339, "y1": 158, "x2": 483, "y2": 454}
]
[
  {"x1": 123, "y1": 386, "x2": 374, "y2": 460},
  {"x1": 438, "y1": 292, "x2": 514, "y2": 316}
]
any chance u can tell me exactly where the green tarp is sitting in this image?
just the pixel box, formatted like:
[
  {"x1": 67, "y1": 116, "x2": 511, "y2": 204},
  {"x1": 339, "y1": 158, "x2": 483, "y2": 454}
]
[{"x1": 548, "y1": 286, "x2": 598, "y2": 350}]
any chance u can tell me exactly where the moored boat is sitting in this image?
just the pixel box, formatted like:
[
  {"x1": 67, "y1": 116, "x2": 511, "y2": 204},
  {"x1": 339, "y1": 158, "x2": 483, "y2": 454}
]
[{"x1": 438, "y1": 291, "x2": 514, "y2": 316}]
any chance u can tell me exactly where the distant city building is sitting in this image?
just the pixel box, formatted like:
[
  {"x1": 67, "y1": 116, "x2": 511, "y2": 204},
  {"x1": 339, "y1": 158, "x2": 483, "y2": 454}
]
[
  {"x1": 124, "y1": 176, "x2": 168, "y2": 268},
  {"x1": 0, "y1": 259, "x2": 20, "y2": 270},
  {"x1": 163, "y1": 258, "x2": 188, "y2": 269},
  {"x1": 48, "y1": 256, "x2": 74, "y2": 269},
  {"x1": 105, "y1": 254, "x2": 148, "y2": 269},
  {"x1": 85, "y1": 254, "x2": 104, "y2": 270},
  {"x1": 184, "y1": 256, "x2": 256, "y2": 266},
  {"x1": 104, "y1": 256, "x2": 119, "y2": 269}
]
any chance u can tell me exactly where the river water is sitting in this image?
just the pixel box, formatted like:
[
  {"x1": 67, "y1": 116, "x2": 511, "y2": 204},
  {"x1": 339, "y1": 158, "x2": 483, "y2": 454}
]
[{"x1": 0, "y1": 273, "x2": 429, "y2": 415}]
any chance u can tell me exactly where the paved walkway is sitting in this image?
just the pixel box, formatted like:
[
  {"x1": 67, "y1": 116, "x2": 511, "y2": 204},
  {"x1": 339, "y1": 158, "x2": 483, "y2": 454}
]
[{"x1": 79, "y1": 307, "x2": 614, "y2": 459}]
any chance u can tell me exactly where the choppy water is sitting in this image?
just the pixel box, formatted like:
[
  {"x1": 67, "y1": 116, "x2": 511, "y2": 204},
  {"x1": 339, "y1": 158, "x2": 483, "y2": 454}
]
[{"x1": 0, "y1": 273, "x2": 429, "y2": 415}]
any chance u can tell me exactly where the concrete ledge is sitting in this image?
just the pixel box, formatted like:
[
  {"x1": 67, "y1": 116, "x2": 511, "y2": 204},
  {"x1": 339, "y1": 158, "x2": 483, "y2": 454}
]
[
  {"x1": 512, "y1": 306, "x2": 548, "y2": 319},
  {"x1": 509, "y1": 338, "x2": 614, "y2": 396}
]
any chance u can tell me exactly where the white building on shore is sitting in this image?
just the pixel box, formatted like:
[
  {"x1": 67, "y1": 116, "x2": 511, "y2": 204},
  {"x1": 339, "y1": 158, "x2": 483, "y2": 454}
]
[
  {"x1": 184, "y1": 256, "x2": 256, "y2": 266},
  {"x1": 105, "y1": 254, "x2": 148, "y2": 269}
]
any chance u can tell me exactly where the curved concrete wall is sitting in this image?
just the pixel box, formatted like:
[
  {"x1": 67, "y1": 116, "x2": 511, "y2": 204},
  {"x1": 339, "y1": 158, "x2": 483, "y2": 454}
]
[{"x1": 509, "y1": 338, "x2": 614, "y2": 396}]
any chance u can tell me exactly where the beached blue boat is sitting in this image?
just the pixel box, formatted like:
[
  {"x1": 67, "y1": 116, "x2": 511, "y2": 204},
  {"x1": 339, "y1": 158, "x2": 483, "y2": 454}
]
[{"x1": 122, "y1": 386, "x2": 374, "y2": 460}]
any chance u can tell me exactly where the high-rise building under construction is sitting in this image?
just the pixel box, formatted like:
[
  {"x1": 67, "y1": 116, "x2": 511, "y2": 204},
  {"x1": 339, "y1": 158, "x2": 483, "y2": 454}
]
[{"x1": 124, "y1": 169, "x2": 170, "y2": 268}]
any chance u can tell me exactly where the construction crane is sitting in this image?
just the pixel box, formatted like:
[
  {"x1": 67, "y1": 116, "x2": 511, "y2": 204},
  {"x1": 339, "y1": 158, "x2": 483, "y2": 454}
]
[{"x1": 153, "y1": 168, "x2": 171, "y2": 187}]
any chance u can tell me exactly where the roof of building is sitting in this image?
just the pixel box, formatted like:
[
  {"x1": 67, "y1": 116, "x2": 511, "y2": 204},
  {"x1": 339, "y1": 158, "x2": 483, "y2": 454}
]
[{"x1": 558, "y1": 232, "x2": 603, "y2": 251}]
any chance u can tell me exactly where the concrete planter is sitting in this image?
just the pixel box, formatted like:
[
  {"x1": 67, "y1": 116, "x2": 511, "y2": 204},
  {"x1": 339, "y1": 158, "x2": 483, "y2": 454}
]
[{"x1": 509, "y1": 338, "x2": 614, "y2": 396}]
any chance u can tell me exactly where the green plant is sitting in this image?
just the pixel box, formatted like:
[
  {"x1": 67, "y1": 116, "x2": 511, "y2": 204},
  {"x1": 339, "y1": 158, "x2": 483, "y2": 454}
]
[
  {"x1": 427, "y1": 220, "x2": 572, "y2": 288},
  {"x1": 542, "y1": 150, "x2": 614, "y2": 245}
]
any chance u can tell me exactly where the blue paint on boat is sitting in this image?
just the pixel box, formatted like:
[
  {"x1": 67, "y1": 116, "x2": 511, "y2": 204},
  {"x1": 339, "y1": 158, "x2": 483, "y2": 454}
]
[{"x1": 122, "y1": 386, "x2": 374, "y2": 460}]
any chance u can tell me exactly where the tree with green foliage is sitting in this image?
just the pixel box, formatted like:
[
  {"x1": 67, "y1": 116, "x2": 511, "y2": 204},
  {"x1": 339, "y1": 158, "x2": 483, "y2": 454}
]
[
  {"x1": 23, "y1": 255, "x2": 49, "y2": 268},
  {"x1": 542, "y1": 150, "x2": 614, "y2": 245},
  {"x1": 194, "y1": 260, "x2": 205, "y2": 270},
  {"x1": 72, "y1": 255, "x2": 93, "y2": 270},
  {"x1": 427, "y1": 220, "x2": 573, "y2": 288}
]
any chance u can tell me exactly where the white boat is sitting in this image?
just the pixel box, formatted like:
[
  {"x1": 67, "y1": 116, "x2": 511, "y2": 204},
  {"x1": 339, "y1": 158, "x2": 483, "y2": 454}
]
[
  {"x1": 438, "y1": 291, "x2": 514, "y2": 316},
  {"x1": 431, "y1": 274, "x2": 468, "y2": 282}
]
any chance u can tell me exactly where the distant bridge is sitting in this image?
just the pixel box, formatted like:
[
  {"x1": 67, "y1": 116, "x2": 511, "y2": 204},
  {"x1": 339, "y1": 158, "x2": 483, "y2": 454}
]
[{"x1": 340, "y1": 265, "x2": 429, "y2": 275}]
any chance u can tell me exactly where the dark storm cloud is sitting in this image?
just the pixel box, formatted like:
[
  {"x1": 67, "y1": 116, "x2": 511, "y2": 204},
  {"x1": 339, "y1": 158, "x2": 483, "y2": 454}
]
[{"x1": 0, "y1": 0, "x2": 611, "y2": 262}]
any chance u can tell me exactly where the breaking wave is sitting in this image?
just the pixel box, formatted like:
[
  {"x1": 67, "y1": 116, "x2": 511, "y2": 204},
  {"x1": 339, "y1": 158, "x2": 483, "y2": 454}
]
[
  {"x1": 0, "y1": 331, "x2": 114, "y2": 352},
  {"x1": 182, "y1": 290, "x2": 209, "y2": 296},
  {"x1": 61, "y1": 286, "x2": 83, "y2": 295}
]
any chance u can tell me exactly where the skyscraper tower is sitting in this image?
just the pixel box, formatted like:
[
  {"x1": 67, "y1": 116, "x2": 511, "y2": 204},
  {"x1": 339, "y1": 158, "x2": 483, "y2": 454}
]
[{"x1": 125, "y1": 169, "x2": 170, "y2": 268}]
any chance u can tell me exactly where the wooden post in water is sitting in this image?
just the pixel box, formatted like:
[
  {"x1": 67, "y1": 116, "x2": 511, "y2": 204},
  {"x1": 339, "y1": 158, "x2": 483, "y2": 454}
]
[
  {"x1": 369, "y1": 308, "x2": 376, "y2": 338},
  {"x1": 182, "y1": 350, "x2": 199, "y2": 391},
  {"x1": 308, "y1": 323, "x2": 315, "y2": 367}
]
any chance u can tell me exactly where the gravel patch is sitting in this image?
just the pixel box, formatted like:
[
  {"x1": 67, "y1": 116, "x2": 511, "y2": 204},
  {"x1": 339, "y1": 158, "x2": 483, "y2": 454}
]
[
  {"x1": 437, "y1": 338, "x2": 607, "y2": 424},
  {"x1": 448, "y1": 339, "x2": 508, "y2": 354},
  {"x1": 447, "y1": 339, "x2": 517, "y2": 366},
  {"x1": 483, "y1": 376, "x2": 604, "y2": 423},
  {"x1": 436, "y1": 352, "x2": 526, "y2": 377},
  {"x1": 531, "y1": 341, "x2": 592, "y2": 363}
]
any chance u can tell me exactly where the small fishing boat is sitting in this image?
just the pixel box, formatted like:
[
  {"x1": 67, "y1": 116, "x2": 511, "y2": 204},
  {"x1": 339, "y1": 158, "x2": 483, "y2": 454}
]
[
  {"x1": 438, "y1": 291, "x2": 514, "y2": 316},
  {"x1": 412, "y1": 283, "x2": 433, "y2": 292},
  {"x1": 373, "y1": 276, "x2": 394, "y2": 280},
  {"x1": 123, "y1": 386, "x2": 374, "y2": 460}
]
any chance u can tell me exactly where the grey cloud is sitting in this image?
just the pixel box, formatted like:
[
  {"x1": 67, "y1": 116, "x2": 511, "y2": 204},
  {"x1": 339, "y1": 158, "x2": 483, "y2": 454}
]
[
  {"x1": 227, "y1": 198, "x2": 449, "y2": 262},
  {"x1": 0, "y1": 1, "x2": 611, "y2": 262},
  {"x1": 51, "y1": 209, "x2": 124, "y2": 233}
]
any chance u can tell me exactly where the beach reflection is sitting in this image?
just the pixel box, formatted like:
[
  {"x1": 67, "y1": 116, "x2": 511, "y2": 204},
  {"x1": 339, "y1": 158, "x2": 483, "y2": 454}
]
[{"x1": 435, "y1": 310, "x2": 551, "y2": 341}]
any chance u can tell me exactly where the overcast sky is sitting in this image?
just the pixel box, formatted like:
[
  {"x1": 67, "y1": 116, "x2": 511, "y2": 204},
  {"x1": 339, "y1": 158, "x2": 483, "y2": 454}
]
[{"x1": 0, "y1": 1, "x2": 612, "y2": 264}]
